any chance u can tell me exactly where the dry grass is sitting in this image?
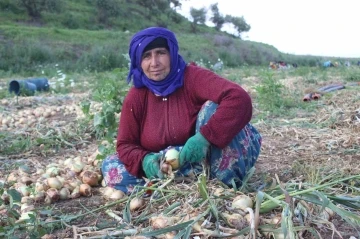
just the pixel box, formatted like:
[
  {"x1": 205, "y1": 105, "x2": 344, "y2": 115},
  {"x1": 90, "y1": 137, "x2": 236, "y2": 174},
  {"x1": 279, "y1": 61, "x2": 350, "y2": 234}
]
[{"x1": 1, "y1": 67, "x2": 360, "y2": 238}]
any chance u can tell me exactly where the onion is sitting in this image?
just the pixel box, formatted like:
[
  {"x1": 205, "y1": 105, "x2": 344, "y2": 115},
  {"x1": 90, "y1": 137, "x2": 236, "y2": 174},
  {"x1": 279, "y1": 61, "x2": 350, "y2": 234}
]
[
  {"x1": 222, "y1": 212, "x2": 248, "y2": 229},
  {"x1": 7, "y1": 172, "x2": 17, "y2": 182},
  {"x1": 41, "y1": 173, "x2": 51, "y2": 179},
  {"x1": 62, "y1": 182, "x2": 75, "y2": 192},
  {"x1": 20, "y1": 176, "x2": 34, "y2": 186},
  {"x1": 59, "y1": 188, "x2": 70, "y2": 200},
  {"x1": 46, "y1": 188, "x2": 60, "y2": 203},
  {"x1": 56, "y1": 176, "x2": 65, "y2": 185},
  {"x1": 262, "y1": 215, "x2": 282, "y2": 225},
  {"x1": 164, "y1": 148, "x2": 180, "y2": 170},
  {"x1": 70, "y1": 162, "x2": 85, "y2": 173},
  {"x1": 213, "y1": 188, "x2": 225, "y2": 197},
  {"x1": 21, "y1": 203, "x2": 34, "y2": 213},
  {"x1": 47, "y1": 177, "x2": 63, "y2": 189},
  {"x1": 109, "y1": 190, "x2": 125, "y2": 200},
  {"x1": 232, "y1": 195, "x2": 253, "y2": 210},
  {"x1": 46, "y1": 167, "x2": 60, "y2": 177},
  {"x1": 70, "y1": 186, "x2": 81, "y2": 199},
  {"x1": 81, "y1": 171, "x2": 99, "y2": 186},
  {"x1": 101, "y1": 179, "x2": 107, "y2": 187},
  {"x1": 35, "y1": 181, "x2": 48, "y2": 192},
  {"x1": 36, "y1": 168, "x2": 45, "y2": 175},
  {"x1": 65, "y1": 169, "x2": 77, "y2": 179},
  {"x1": 93, "y1": 159, "x2": 100, "y2": 167},
  {"x1": 69, "y1": 178, "x2": 82, "y2": 189},
  {"x1": 18, "y1": 186, "x2": 31, "y2": 196},
  {"x1": 102, "y1": 187, "x2": 115, "y2": 198},
  {"x1": 21, "y1": 196, "x2": 33, "y2": 204},
  {"x1": 150, "y1": 215, "x2": 175, "y2": 229},
  {"x1": 32, "y1": 191, "x2": 45, "y2": 202},
  {"x1": 43, "y1": 111, "x2": 51, "y2": 118},
  {"x1": 129, "y1": 197, "x2": 145, "y2": 211},
  {"x1": 79, "y1": 184, "x2": 92, "y2": 197},
  {"x1": 63, "y1": 158, "x2": 74, "y2": 166}
]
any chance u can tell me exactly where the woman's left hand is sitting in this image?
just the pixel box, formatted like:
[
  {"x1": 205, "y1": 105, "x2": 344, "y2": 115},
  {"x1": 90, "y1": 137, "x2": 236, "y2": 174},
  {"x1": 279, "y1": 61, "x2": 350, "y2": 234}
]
[{"x1": 179, "y1": 132, "x2": 210, "y2": 165}]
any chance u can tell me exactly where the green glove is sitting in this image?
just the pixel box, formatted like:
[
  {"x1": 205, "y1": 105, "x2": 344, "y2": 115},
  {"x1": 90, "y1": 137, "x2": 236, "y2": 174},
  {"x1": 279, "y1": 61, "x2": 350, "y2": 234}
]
[
  {"x1": 179, "y1": 132, "x2": 210, "y2": 166},
  {"x1": 142, "y1": 153, "x2": 164, "y2": 179}
]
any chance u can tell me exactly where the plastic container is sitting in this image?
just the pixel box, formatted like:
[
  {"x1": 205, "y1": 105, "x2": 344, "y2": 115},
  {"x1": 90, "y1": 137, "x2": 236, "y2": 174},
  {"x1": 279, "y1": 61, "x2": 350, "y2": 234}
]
[{"x1": 9, "y1": 78, "x2": 50, "y2": 96}]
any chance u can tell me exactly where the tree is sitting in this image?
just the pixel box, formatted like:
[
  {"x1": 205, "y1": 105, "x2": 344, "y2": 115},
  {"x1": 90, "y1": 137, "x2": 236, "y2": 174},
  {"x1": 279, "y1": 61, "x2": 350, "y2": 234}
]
[
  {"x1": 18, "y1": 0, "x2": 63, "y2": 20},
  {"x1": 189, "y1": 7, "x2": 206, "y2": 25},
  {"x1": 96, "y1": 0, "x2": 122, "y2": 24},
  {"x1": 169, "y1": 0, "x2": 188, "y2": 10},
  {"x1": 189, "y1": 7, "x2": 207, "y2": 32},
  {"x1": 19, "y1": 0, "x2": 44, "y2": 19},
  {"x1": 210, "y1": 3, "x2": 225, "y2": 31},
  {"x1": 225, "y1": 15, "x2": 251, "y2": 38}
]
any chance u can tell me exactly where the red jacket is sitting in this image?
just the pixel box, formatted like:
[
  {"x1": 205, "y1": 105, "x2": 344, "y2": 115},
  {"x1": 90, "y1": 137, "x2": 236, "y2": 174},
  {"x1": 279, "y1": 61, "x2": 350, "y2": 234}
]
[{"x1": 116, "y1": 64, "x2": 252, "y2": 178}]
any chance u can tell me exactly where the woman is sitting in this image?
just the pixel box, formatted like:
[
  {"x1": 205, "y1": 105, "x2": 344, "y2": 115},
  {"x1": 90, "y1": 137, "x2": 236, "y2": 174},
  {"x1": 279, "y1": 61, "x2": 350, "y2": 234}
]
[{"x1": 101, "y1": 27, "x2": 262, "y2": 193}]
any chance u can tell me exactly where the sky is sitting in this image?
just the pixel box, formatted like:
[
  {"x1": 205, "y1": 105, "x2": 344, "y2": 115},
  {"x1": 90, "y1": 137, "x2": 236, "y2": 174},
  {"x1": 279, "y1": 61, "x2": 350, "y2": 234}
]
[{"x1": 176, "y1": 0, "x2": 360, "y2": 58}]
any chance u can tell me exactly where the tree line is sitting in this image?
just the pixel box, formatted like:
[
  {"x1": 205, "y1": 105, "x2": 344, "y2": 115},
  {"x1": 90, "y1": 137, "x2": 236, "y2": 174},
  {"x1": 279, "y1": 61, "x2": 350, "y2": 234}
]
[
  {"x1": 190, "y1": 3, "x2": 250, "y2": 38},
  {"x1": 0, "y1": 0, "x2": 250, "y2": 37}
]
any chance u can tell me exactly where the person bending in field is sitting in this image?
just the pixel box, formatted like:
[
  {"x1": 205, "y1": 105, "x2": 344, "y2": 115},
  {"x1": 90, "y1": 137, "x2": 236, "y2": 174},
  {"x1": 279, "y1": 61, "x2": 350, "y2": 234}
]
[{"x1": 101, "y1": 27, "x2": 262, "y2": 193}]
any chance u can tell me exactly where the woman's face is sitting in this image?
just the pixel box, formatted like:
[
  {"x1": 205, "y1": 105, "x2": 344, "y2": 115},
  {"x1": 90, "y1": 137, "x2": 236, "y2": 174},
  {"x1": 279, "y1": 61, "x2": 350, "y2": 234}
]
[{"x1": 141, "y1": 47, "x2": 171, "y2": 81}]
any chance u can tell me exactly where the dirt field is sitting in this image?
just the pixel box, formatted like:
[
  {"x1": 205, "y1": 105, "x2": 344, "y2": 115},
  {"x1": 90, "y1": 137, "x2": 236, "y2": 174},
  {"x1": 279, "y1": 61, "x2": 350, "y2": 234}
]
[{"x1": 1, "y1": 69, "x2": 360, "y2": 239}]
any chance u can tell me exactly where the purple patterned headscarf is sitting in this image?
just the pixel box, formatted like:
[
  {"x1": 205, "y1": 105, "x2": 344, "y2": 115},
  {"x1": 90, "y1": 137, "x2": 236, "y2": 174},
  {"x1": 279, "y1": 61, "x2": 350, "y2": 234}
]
[{"x1": 127, "y1": 27, "x2": 187, "y2": 97}]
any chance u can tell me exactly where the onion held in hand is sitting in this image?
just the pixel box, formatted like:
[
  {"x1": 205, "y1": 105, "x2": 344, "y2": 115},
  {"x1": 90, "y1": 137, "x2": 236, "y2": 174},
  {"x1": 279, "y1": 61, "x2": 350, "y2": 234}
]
[{"x1": 164, "y1": 148, "x2": 180, "y2": 170}]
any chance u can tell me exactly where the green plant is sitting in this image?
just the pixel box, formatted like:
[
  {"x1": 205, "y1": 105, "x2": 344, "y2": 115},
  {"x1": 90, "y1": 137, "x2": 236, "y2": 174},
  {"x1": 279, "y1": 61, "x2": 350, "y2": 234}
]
[
  {"x1": 81, "y1": 68, "x2": 129, "y2": 159},
  {"x1": 255, "y1": 72, "x2": 288, "y2": 113},
  {"x1": 0, "y1": 132, "x2": 32, "y2": 155}
]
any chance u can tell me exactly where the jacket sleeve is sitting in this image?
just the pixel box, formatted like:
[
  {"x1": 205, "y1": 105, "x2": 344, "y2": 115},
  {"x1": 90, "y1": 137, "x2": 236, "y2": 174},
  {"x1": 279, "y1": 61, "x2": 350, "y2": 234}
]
[
  {"x1": 116, "y1": 88, "x2": 149, "y2": 178},
  {"x1": 185, "y1": 65, "x2": 253, "y2": 148}
]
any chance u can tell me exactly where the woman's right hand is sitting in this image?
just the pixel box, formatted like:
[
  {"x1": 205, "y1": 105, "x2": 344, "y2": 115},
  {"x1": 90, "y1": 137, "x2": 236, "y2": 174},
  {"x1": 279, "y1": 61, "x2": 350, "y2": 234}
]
[
  {"x1": 160, "y1": 162, "x2": 173, "y2": 175},
  {"x1": 142, "y1": 153, "x2": 164, "y2": 179}
]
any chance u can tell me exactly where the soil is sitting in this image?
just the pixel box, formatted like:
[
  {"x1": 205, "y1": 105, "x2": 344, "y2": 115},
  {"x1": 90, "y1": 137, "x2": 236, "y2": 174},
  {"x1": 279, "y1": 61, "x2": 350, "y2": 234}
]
[{"x1": 1, "y1": 77, "x2": 359, "y2": 239}]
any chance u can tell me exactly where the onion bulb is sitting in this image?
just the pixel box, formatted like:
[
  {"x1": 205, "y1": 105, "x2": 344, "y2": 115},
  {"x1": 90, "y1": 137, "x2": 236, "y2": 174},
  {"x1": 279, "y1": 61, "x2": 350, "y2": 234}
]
[
  {"x1": 222, "y1": 212, "x2": 248, "y2": 229},
  {"x1": 21, "y1": 196, "x2": 33, "y2": 204},
  {"x1": 47, "y1": 177, "x2": 63, "y2": 189},
  {"x1": 70, "y1": 161, "x2": 85, "y2": 173},
  {"x1": 129, "y1": 197, "x2": 145, "y2": 211},
  {"x1": 81, "y1": 171, "x2": 99, "y2": 186},
  {"x1": 109, "y1": 190, "x2": 125, "y2": 200},
  {"x1": 102, "y1": 187, "x2": 115, "y2": 198},
  {"x1": 32, "y1": 191, "x2": 45, "y2": 202},
  {"x1": 232, "y1": 195, "x2": 253, "y2": 210},
  {"x1": 59, "y1": 188, "x2": 70, "y2": 200},
  {"x1": 20, "y1": 176, "x2": 34, "y2": 186},
  {"x1": 164, "y1": 148, "x2": 180, "y2": 170},
  {"x1": 46, "y1": 188, "x2": 60, "y2": 202},
  {"x1": 262, "y1": 215, "x2": 282, "y2": 225},
  {"x1": 213, "y1": 188, "x2": 225, "y2": 197},
  {"x1": 150, "y1": 215, "x2": 176, "y2": 229},
  {"x1": 70, "y1": 186, "x2": 81, "y2": 199},
  {"x1": 79, "y1": 184, "x2": 92, "y2": 197},
  {"x1": 35, "y1": 181, "x2": 49, "y2": 192},
  {"x1": 21, "y1": 203, "x2": 34, "y2": 213}
]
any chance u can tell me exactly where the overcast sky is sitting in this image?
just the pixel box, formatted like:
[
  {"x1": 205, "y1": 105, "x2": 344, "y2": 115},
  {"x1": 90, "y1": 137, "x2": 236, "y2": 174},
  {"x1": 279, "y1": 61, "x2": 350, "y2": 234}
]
[{"x1": 176, "y1": 0, "x2": 360, "y2": 58}]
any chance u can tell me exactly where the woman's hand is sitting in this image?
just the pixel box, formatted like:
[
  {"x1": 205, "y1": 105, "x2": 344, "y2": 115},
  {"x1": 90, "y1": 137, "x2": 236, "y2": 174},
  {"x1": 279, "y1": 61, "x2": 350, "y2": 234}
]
[
  {"x1": 179, "y1": 132, "x2": 210, "y2": 165},
  {"x1": 160, "y1": 162, "x2": 173, "y2": 175},
  {"x1": 142, "y1": 153, "x2": 164, "y2": 179}
]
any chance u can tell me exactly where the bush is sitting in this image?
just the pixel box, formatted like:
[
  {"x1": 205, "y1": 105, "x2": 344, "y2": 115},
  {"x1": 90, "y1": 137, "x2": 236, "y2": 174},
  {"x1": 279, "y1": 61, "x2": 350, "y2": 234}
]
[
  {"x1": 0, "y1": 0, "x2": 23, "y2": 13},
  {"x1": 62, "y1": 13, "x2": 80, "y2": 29},
  {"x1": 77, "y1": 45, "x2": 128, "y2": 72}
]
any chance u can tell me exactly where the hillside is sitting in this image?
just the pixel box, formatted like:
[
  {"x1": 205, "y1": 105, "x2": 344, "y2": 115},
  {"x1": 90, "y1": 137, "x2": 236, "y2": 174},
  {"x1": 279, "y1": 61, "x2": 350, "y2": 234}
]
[{"x1": 0, "y1": 0, "x2": 357, "y2": 74}]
